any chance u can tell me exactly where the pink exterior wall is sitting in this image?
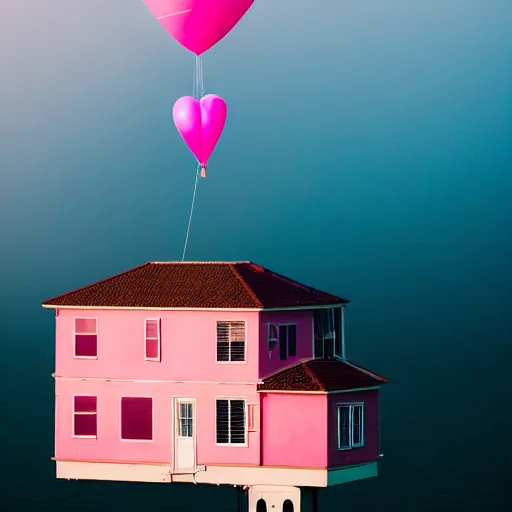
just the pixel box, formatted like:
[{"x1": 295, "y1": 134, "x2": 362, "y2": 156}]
[
  {"x1": 327, "y1": 390, "x2": 380, "y2": 468},
  {"x1": 55, "y1": 379, "x2": 260, "y2": 466},
  {"x1": 258, "y1": 310, "x2": 313, "y2": 380},
  {"x1": 260, "y1": 392, "x2": 328, "y2": 468},
  {"x1": 55, "y1": 309, "x2": 260, "y2": 383}
]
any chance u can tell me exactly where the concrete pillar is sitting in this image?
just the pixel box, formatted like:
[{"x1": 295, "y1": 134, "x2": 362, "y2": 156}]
[{"x1": 248, "y1": 485, "x2": 317, "y2": 512}]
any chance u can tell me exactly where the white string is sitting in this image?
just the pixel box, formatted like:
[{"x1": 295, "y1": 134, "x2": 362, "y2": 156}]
[
  {"x1": 181, "y1": 56, "x2": 205, "y2": 261},
  {"x1": 182, "y1": 162, "x2": 200, "y2": 261}
]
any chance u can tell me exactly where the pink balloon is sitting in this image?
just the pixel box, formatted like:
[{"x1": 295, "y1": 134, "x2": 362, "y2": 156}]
[
  {"x1": 172, "y1": 94, "x2": 227, "y2": 170},
  {"x1": 143, "y1": 0, "x2": 254, "y2": 55}
]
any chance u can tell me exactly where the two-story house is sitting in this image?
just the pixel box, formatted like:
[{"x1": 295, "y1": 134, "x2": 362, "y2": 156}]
[{"x1": 42, "y1": 261, "x2": 387, "y2": 510}]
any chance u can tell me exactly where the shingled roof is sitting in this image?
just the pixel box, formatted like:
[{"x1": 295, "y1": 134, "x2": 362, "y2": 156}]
[
  {"x1": 41, "y1": 261, "x2": 349, "y2": 310},
  {"x1": 257, "y1": 359, "x2": 388, "y2": 392}
]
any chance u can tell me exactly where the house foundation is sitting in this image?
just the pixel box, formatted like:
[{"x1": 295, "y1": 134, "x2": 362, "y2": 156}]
[{"x1": 248, "y1": 485, "x2": 317, "y2": 512}]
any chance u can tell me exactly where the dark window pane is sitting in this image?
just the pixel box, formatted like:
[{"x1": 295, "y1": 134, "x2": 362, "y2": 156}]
[
  {"x1": 288, "y1": 325, "x2": 297, "y2": 356},
  {"x1": 230, "y1": 400, "x2": 245, "y2": 444},
  {"x1": 334, "y1": 308, "x2": 342, "y2": 357},
  {"x1": 121, "y1": 397, "x2": 152, "y2": 440},
  {"x1": 230, "y1": 341, "x2": 245, "y2": 361},
  {"x1": 74, "y1": 396, "x2": 97, "y2": 413},
  {"x1": 216, "y1": 400, "x2": 229, "y2": 443},
  {"x1": 74, "y1": 413, "x2": 97, "y2": 436},
  {"x1": 353, "y1": 405, "x2": 363, "y2": 445},
  {"x1": 313, "y1": 311, "x2": 324, "y2": 357},
  {"x1": 75, "y1": 334, "x2": 97, "y2": 357},
  {"x1": 279, "y1": 325, "x2": 287, "y2": 360},
  {"x1": 338, "y1": 406, "x2": 350, "y2": 448},
  {"x1": 217, "y1": 341, "x2": 229, "y2": 362}
]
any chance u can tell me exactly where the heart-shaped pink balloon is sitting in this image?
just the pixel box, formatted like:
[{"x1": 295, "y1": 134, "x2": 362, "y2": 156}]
[
  {"x1": 143, "y1": 0, "x2": 254, "y2": 55},
  {"x1": 172, "y1": 94, "x2": 227, "y2": 169}
]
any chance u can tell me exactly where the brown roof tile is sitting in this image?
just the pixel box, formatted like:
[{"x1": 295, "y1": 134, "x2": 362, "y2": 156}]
[
  {"x1": 42, "y1": 262, "x2": 349, "y2": 309},
  {"x1": 257, "y1": 359, "x2": 388, "y2": 392}
]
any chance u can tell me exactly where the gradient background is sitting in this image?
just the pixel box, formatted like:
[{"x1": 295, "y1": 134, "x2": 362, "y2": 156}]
[{"x1": 1, "y1": 1, "x2": 511, "y2": 510}]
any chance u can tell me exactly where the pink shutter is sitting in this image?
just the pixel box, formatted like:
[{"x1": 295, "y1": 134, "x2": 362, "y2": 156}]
[{"x1": 121, "y1": 397, "x2": 153, "y2": 440}]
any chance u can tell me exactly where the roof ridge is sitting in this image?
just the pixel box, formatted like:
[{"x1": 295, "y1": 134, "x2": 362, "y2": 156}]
[
  {"x1": 149, "y1": 261, "x2": 251, "y2": 264},
  {"x1": 41, "y1": 262, "x2": 151, "y2": 306},
  {"x1": 229, "y1": 264, "x2": 263, "y2": 308},
  {"x1": 343, "y1": 359, "x2": 389, "y2": 383},
  {"x1": 303, "y1": 361, "x2": 326, "y2": 391}
]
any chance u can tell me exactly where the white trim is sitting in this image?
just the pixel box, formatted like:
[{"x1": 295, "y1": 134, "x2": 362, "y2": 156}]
[
  {"x1": 215, "y1": 320, "x2": 247, "y2": 364},
  {"x1": 52, "y1": 374, "x2": 260, "y2": 385},
  {"x1": 71, "y1": 395, "x2": 98, "y2": 439},
  {"x1": 119, "y1": 396, "x2": 155, "y2": 442},
  {"x1": 258, "y1": 386, "x2": 380, "y2": 395},
  {"x1": 73, "y1": 316, "x2": 98, "y2": 359},
  {"x1": 144, "y1": 318, "x2": 161, "y2": 362},
  {"x1": 337, "y1": 402, "x2": 364, "y2": 451},
  {"x1": 215, "y1": 397, "x2": 248, "y2": 447},
  {"x1": 172, "y1": 397, "x2": 197, "y2": 473},
  {"x1": 54, "y1": 460, "x2": 377, "y2": 487},
  {"x1": 43, "y1": 304, "x2": 261, "y2": 312},
  {"x1": 262, "y1": 304, "x2": 348, "y2": 312}
]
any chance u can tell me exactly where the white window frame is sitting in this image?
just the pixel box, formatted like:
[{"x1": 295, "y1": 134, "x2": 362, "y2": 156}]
[
  {"x1": 337, "y1": 402, "x2": 364, "y2": 450},
  {"x1": 216, "y1": 321, "x2": 247, "y2": 364},
  {"x1": 119, "y1": 396, "x2": 155, "y2": 443},
  {"x1": 144, "y1": 318, "x2": 161, "y2": 362},
  {"x1": 276, "y1": 323, "x2": 298, "y2": 360},
  {"x1": 313, "y1": 307, "x2": 344, "y2": 359},
  {"x1": 215, "y1": 397, "x2": 248, "y2": 447},
  {"x1": 72, "y1": 395, "x2": 98, "y2": 439},
  {"x1": 267, "y1": 323, "x2": 278, "y2": 354},
  {"x1": 73, "y1": 317, "x2": 98, "y2": 359}
]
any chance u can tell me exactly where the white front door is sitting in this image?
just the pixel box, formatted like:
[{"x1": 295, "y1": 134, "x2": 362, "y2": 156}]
[{"x1": 174, "y1": 399, "x2": 196, "y2": 472}]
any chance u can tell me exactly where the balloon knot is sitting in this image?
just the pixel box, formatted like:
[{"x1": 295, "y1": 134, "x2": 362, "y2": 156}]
[{"x1": 201, "y1": 166, "x2": 206, "y2": 178}]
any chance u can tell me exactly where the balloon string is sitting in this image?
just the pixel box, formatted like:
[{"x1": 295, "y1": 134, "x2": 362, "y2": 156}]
[{"x1": 182, "y1": 163, "x2": 200, "y2": 261}]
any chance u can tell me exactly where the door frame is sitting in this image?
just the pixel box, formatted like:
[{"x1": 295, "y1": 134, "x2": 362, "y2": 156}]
[{"x1": 172, "y1": 397, "x2": 197, "y2": 473}]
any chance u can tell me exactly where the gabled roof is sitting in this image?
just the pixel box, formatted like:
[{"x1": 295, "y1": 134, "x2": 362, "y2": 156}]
[
  {"x1": 257, "y1": 358, "x2": 388, "y2": 393},
  {"x1": 42, "y1": 261, "x2": 349, "y2": 310}
]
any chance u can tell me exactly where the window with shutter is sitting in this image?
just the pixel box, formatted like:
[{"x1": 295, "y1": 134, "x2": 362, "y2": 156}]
[
  {"x1": 73, "y1": 396, "x2": 97, "y2": 437},
  {"x1": 216, "y1": 399, "x2": 246, "y2": 445},
  {"x1": 216, "y1": 321, "x2": 246, "y2": 362},
  {"x1": 121, "y1": 397, "x2": 153, "y2": 441},
  {"x1": 145, "y1": 319, "x2": 161, "y2": 361},
  {"x1": 337, "y1": 403, "x2": 364, "y2": 450},
  {"x1": 74, "y1": 318, "x2": 98, "y2": 358}
]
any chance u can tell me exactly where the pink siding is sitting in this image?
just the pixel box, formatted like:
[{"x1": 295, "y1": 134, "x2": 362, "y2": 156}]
[
  {"x1": 55, "y1": 379, "x2": 260, "y2": 466},
  {"x1": 327, "y1": 390, "x2": 380, "y2": 467},
  {"x1": 261, "y1": 393, "x2": 328, "y2": 468},
  {"x1": 55, "y1": 309, "x2": 260, "y2": 382},
  {"x1": 258, "y1": 310, "x2": 313, "y2": 379}
]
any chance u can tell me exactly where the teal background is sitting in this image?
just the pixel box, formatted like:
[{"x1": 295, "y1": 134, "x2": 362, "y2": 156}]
[{"x1": 0, "y1": 1, "x2": 510, "y2": 510}]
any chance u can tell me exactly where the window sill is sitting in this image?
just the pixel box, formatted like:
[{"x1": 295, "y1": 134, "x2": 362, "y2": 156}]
[
  {"x1": 120, "y1": 438, "x2": 154, "y2": 443},
  {"x1": 215, "y1": 361, "x2": 247, "y2": 365},
  {"x1": 215, "y1": 443, "x2": 249, "y2": 448},
  {"x1": 74, "y1": 356, "x2": 98, "y2": 360},
  {"x1": 72, "y1": 435, "x2": 97, "y2": 439},
  {"x1": 337, "y1": 444, "x2": 365, "y2": 451},
  {"x1": 144, "y1": 358, "x2": 161, "y2": 362}
]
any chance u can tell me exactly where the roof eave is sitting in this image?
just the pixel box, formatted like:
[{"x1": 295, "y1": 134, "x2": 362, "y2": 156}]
[{"x1": 257, "y1": 385, "x2": 383, "y2": 394}]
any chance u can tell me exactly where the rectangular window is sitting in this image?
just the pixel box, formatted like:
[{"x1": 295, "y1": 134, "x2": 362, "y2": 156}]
[
  {"x1": 278, "y1": 324, "x2": 297, "y2": 360},
  {"x1": 267, "y1": 324, "x2": 278, "y2": 351},
  {"x1": 216, "y1": 321, "x2": 245, "y2": 362},
  {"x1": 145, "y1": 319, "x2": 161, "y2": 361},
  {"x1": 314, "y1": 308, "x2": 342, "y2": 358},
  {"x1": 216, "y1": 399, "x2": 246, "y2": 445},
  {"x1": 121, "y1": 397, "x2": 153, "y2": 441},
  {"x1": 337, "y1": 403, "x2": 364, "y2": 450},
  {"x1": 178, "y1": 402, "x2": 193, "y2": 437},
  {"x1": 74, "y1": 318, "x2": 97, "y2": 358},
  {"x1": 73, "y1": 396, "x2": 97, "y2": 437}
]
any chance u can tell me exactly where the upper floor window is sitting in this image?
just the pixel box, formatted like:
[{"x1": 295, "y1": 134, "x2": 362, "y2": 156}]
[
  {"x1": 279, "y1": 324, "x2": 297, "y2": 360},
  {"x1": 145, "y1": 319, "x2": 161, "y2": 361},
  {"x1": 121, "y1": 397, "x2": 153, "y2": 441},
  {"x1": 216, "y1": 399, "x2": 246, "y2": 445},
  {"x1": 313, "y1": 307, "x2": 342, "y2": 358},
  {"x1": 337, "y1": 403, "x2": 364, "y2": 450},
  {"x1": 74, "y1": 318, "x2": 98, "y2": 358},
  {"x1": 73, "y1": 396, "x2": 97, "y2": 438},
  {"x1": 267, "y1": 324, "x2": 278, "y2": 351},
  {"x1": 217, "y1": 321, "x2": 245, "y2": 362}
]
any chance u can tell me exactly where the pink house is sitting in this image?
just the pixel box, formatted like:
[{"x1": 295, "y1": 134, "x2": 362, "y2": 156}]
[{"x1": 43, "y1": 261, "x2": 388, "y2": 510}]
